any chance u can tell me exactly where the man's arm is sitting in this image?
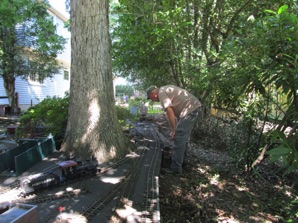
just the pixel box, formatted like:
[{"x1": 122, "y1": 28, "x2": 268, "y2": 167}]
[{"x1": 165, "y1": 107, "x2": 176, "y2": 140}]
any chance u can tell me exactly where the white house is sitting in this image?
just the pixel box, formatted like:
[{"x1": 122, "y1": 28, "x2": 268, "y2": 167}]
[{"x1": 0, "y1": 4, "x2": 71, "y2": 113}]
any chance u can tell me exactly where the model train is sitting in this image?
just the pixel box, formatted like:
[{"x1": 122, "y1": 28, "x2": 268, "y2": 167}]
[{"x1": 19, "y1": 159, "x2": 99, "y2": 196}]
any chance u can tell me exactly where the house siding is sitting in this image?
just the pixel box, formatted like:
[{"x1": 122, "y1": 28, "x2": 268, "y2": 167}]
[
  {"x1": 15, "y1": 73, "x2": 70, "y2": 110},
  {"x1": 0, "y1": 6, "x2": 71, "y2": 112}
]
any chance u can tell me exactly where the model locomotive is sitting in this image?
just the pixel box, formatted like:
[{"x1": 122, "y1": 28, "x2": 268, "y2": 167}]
[{"x1": 19, "y1": 159, "x2": 99, "y2": 196}]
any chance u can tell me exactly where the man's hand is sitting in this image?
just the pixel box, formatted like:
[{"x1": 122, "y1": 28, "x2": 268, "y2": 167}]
[
  {"x1": 165, "y1": 107, "x2": 176, "y2": 141},
  {"x1": 170, "y1": 130, "x2": 175, "y2": 141}
]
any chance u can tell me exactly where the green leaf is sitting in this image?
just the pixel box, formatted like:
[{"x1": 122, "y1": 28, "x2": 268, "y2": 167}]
[
  {"x1": 264, "y1": 9, "x2": 276, "y2": 15},
  {"x1": 283, "y1": 161, "x2": 298, "y2": 175},
  {"x1": 269, "y1": 155, "x2": 280, "y2": 162},
  {"x1": 278, "y1": 5, "x2": 288, "y2": 15},
  {"x1": 267, "y1": 145, "x2": 292, "y2": 156}
]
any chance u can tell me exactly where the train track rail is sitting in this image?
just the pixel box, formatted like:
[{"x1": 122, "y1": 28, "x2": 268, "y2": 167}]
[
  {"x1": 0, "y1": 163, "x2": 60, "y2": 196},
  {"x1": 81, "y1": 146, "x2": 148, "y2": 220},
  {"x1": 132, "y1": 125, "x2": 162, "y2": 222},
  {"x1": 16, "y1": 189, "x2": 88, "y2": 205},
  {"x1": 81, "y1": 122, "x2": 162, "y2": 222},
  {"x1": 0, "y1": 122, "x2": 163, "y2": 223}
]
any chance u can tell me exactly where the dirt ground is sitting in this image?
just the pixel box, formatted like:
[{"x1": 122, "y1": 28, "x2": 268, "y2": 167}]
[{"x1": 155, "y1": 115, "x2": 298, "y2": 223}]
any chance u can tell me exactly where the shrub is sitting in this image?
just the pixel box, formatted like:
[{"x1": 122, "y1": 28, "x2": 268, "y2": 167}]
[
  {"x1": 115, "y1": 105, "x2": 139, "y2": 124},
  {"x1": 16, "y1": 93, "x2": 69, "y2": 148},
  {"x1": 115, "y1": 105, "x2": 131, "y2": 122}
]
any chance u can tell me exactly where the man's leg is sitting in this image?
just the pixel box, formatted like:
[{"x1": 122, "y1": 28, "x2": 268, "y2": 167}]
[{"x1": 170, "y1": 109, "x2": 199, "y2": 173}]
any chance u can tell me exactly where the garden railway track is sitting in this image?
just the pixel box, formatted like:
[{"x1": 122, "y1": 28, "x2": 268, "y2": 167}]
[
  {"x1": 82, "y1": 122, "x2": 162, "y2": 222},
  {"x1": 0, "y1": 120, "x2": 164, "y2": 222},
  {"x1": 0, "y1": 163, "x2": 60, "y2": 196}
]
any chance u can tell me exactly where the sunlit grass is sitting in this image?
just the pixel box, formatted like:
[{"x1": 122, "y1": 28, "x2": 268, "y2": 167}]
[{"x1": 147, "y1": 109, "x2": 163, "y2": 115}]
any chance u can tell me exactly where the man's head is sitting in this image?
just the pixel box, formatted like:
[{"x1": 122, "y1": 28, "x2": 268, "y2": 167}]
[{"x1": 146, "y1": 85, "x2": 159, "y2": 101}]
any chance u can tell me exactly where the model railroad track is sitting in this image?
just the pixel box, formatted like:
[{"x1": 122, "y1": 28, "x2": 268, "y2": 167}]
[
  {"x1": 81, "y1": 146, "x2": 148, "y2": 220},
  {"x1": 130, "y1": 125, "x2": 162, "y2": 222},
  {"x1": 0, "y1": 181, "x2": 19, "y2": 195},
  {"x1": 99, "y1": 153, "x2": 136, "y2": 175},
  {"x1": 81, "y1": 123, "x2": 162, "y2": 222},
  {"x1": 142, "y1": 128, "x2": 161, "y2": 222},
  {"x1": 15, "y1": 189, "x2": 88, "y2": 205},
  {"x1": 81, "y1": 177, "x2": 128, "y2": 220}
]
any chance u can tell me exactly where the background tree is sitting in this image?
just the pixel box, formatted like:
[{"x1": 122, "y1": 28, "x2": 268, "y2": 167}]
[
  {"x1": 61, "y1": 0, "x2": 134, "y2": 161},
  {"x1": 112, "y1": 0, "x2": 292, "y2": 99},
  {"x1": 115, "y1": 85, "x2": 134, "y2": 98},
  {"x1": 111, "y1": 0, "x2": 297, "y2": 173},
  {"x1": 0, "y1": 0, "x2": 66, "y2": 111}
]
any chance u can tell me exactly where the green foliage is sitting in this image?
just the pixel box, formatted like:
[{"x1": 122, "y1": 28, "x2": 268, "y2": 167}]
[
  {"x1": 0, "y1": 0, "x2": 66, "y2": 79},
  {"x1": 267, "y1": 130, "x2": 298, "y2": 176},
  {"x1": 262, "y1": 5, "x2": 298, "y2": 97},
  {"x1": 111, "y1": 0, "x2": 205, "y2": 90},
  {"x1": 206, "y1": 3, "x2": 298, "y2": 174},
  {"x1": 115, "y1": 85, "x2": 134, "y2": 97},
  {"x1": 227, "y1": 118, "x2": 263, "y2": 170},
  {"x1": 128, "y1": 97, "x2": 142, "y2": 107},
  {"x1": 111, "y1": 0, "x2": 294, "y2": 99},
  {"x1": 258, "y1": 4, "x2": 298, "y2": 176},
  {"x1": 285, "y1": 199, "x2": 298, "y2": 222},
  {"x1": 16, "y1": 93, "x2": 69, "y2": 142},
  {"x1": 115, "y1": 105, "x2": 140, "y2": 127},
  {"x1": 115, "y1": 105, "x2": 131, "y2": 123},
  {"x1": 0, "y1": 0, "x2": 66, "y2": 108},
  {"x1": 147, "y1": 106, "x2": 163, "y2": 115}
]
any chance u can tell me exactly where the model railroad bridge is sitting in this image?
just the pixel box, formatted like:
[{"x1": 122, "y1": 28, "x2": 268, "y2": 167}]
[{"x1": 0, "y1": 119, "x2": 168, "y2": 223}]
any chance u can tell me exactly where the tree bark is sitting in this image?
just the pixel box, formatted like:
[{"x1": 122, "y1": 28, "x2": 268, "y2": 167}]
[
  {"x1": 3, "y1": 74, "x2": 16, "y2": 112},
  {"x1": 61, "y1": 0, "x2": 135, "y2": 162}
]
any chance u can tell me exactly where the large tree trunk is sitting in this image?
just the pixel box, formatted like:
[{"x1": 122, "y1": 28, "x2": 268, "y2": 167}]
[{"x1": 61, "y1": 0, "x2": 135, "y2": 162}]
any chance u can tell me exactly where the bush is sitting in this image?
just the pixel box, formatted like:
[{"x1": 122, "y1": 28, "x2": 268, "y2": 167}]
[
  {"x1": 115, "y1": 105, "x2": 139, "y2": 124},
  {"x1": 16, "y1": 93, "x2": 69, "y2": 148},
  {"x1": 115, "y1": 105, "x2": 131, "y2": 122}
]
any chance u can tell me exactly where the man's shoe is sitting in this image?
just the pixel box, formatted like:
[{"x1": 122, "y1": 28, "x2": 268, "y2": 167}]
[{"x1": 161, "y1": 167, "x2": 181, "y2": 175}]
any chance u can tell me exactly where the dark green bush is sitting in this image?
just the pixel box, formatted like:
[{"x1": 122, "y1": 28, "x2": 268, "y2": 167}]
[
  {"x1": 115, "y1": 105, "x2": 140, "y2": 124},
  {"x1": 16, "y1": 93, "x2": 69, "y2": 147}
]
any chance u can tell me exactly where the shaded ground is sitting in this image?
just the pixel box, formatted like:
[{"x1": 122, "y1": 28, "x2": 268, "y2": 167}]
[
  {"x1": 154, "y1": 115, "x2": 298, "y2": 223},
  {"x1": 0, "y1": 115, "x2": 297, "y2": 222}
]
